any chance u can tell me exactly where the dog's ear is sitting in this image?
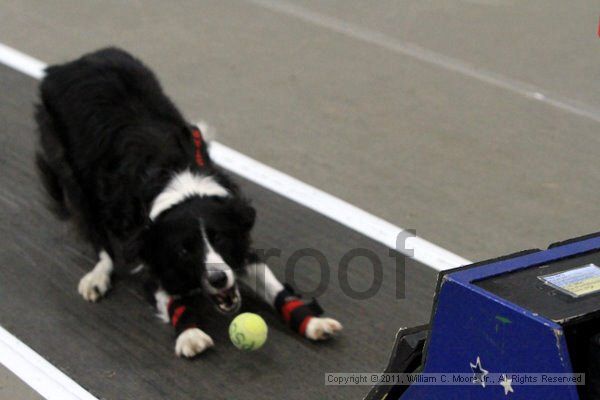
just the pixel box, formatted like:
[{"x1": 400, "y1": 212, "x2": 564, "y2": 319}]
[
  {"x1": 234, "y1": 200, "x2": 256, "y2": 231},
  {"x1": 123, "y1": 225, "x2": 150, "y2": 264}
]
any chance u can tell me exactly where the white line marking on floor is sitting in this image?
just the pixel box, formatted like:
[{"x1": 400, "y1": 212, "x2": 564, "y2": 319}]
[
  {"x1": 0, "y1": 326, "x2": 98, "y2": 400},
  {"x1": 245, "y1": 0, "x2": 600, "y2": 124},
  {"x1": 209, "y1": 142, "x2": 470, "y2": 270},
  {"x1": 0, "y1": 43, "x2": 45, "y2": 79}
]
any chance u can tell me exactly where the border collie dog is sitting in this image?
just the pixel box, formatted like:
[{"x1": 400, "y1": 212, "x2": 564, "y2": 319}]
[{"x1": 35, "y1": 48, "x2": 341, "y2": 357}]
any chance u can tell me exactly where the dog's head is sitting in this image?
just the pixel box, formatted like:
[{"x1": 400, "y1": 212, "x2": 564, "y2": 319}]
[{"x1": 138, "y1": 196, "x2": 255, "y2": 314}]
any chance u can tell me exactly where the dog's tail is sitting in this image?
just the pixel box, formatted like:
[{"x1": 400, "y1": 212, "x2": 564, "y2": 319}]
[{"x1": 194, "y1": 120, "x2": 217, "y2": 142}]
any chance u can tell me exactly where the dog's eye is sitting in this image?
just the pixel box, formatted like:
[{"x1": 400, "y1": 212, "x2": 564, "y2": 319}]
[
  {"x1": 177, "y1": 248, "x2": 188, "y2": 258},
  {"x1": 207, "y1": 229, "x2": 224, "y2": 245},
  {"x1": 177, "y1": 240, "x2": 197, "y2": 258},
  {"x1": 212, "y1": 233, "x2": 229, "y2": 248},
  {"x1": 177, "y1": 242, "x2": 194, "y2": 258}
]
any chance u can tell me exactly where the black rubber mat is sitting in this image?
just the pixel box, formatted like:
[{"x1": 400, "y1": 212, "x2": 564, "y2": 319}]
[{"x1": 0, "y1": 64, "x2": 437, "y2": 400}]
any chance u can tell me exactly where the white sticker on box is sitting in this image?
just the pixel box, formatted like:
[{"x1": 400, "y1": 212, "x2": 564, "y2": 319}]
[{"x1": 539, "y1": 264, "x2": 600, "y2": 298}]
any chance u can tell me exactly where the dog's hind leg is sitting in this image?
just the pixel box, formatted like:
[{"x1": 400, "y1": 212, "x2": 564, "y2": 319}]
[
  {"x1": 239, "y1": 261, "x2": 343, "y2": 341},
  {"x1": 35, "y1": 104, "x2": 73, "y2": 219},
  {"x1": 35, "y1": 101, "x2": 115, "y2": 302},
  {"x1": 78, "y1": 249, "x2": 113, "y2": 302},
  {"x1": 35, "y1": 154, "x2": 70, "y2": 219}
]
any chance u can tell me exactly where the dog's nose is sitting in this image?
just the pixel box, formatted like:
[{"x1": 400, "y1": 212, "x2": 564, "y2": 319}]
[{"x1": 208, "y1": 270, "x2": 228, "y2": 289}]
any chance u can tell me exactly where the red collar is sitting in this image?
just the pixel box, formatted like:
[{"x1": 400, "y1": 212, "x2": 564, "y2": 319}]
[{"x1": 190, "y1": 126, "x2": 205, "y2": 167}]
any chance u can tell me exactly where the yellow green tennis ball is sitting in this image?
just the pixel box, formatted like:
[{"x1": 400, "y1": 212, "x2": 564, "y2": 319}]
[{"x1": 229, "y1": 313, "x2": 268, "y2": 351}]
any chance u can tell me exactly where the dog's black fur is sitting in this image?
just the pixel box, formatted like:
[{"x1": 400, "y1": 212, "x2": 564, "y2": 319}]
[
  {"x1": 35, "y1": 47, "x2": 255, "y2": 296},
  {"x1": 35, "y1": 48, "x2": 343, "y2": 354}
]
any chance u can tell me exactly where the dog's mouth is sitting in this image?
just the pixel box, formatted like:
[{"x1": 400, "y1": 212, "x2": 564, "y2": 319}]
[{"x1": 208, "y1": 285, "x2": 241, "y2": 315}]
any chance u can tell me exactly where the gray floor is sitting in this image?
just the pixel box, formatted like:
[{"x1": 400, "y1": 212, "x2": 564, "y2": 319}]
[
  {"x1": 0, "y1": 64, "x2": 436, "y2": 399},
  {"x1": 1, "y1": 1, "x2": 599, "y2": 399},
  {"x1": 1, "y1": 0, "x2": 598, "y2": 262}
]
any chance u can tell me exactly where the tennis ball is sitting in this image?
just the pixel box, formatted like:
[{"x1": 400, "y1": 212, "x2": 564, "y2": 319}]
[{"x1": 229, "y1": 313, "x2": 268, "y2": 351}]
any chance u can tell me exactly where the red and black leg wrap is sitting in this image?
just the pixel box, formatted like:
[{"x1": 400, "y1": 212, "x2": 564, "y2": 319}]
[
  {"x1": 167, "y1": 297, "x2": 198, "y2": 335},
  {"x1": 274, "y1": 284, "x2": 323, "y2": 336}
]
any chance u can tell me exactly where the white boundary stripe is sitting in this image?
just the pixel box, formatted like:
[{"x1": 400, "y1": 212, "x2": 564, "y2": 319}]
[
  {"x1": 246, "y1": 0, "x2": 600, "y2": 124},
  {"x1": 0, "y1": 326, "x2": 98, "y2": 400},
  {"x1": 0, "y1": 43, "x2": 45, "y2": 79},
  {"x1": 210, "y1": 142, "x2": 470, "y2": 270},
  {"x1": 0, "y1": 42, "x2": 470, "y2": 271}
]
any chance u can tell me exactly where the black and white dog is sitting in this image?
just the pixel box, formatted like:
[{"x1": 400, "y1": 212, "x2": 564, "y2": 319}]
[{"x1": 35, "y1": 48, "x2": 341, "y2": 357}]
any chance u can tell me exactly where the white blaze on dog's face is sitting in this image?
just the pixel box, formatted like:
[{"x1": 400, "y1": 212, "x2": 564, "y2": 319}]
[
  {"x1": 203, "y1": 235, "x2": 234, "y2": 291},
  {"x1": 201, "y1": 233, "x2": 241, "y2": 314},
  {"x1": 143, "y1": 171, "x2": 255, "y2": 313}
]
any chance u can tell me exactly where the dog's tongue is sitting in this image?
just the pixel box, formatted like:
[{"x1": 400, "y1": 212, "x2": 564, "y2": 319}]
[{"x1": 210, "y1": 285, "x2": 241, "y2": 315}]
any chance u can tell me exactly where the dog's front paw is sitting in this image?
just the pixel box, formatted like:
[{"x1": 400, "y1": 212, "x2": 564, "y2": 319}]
[
  {"x1": 78, "y1": 270, "x2": 111, "y2": 302},
  {"x1": 305, "y1": 317, "x2": 343, "y2": 341},
  {"x1": 175, "y1": 328, "x2": 214, "y2": 358}
]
